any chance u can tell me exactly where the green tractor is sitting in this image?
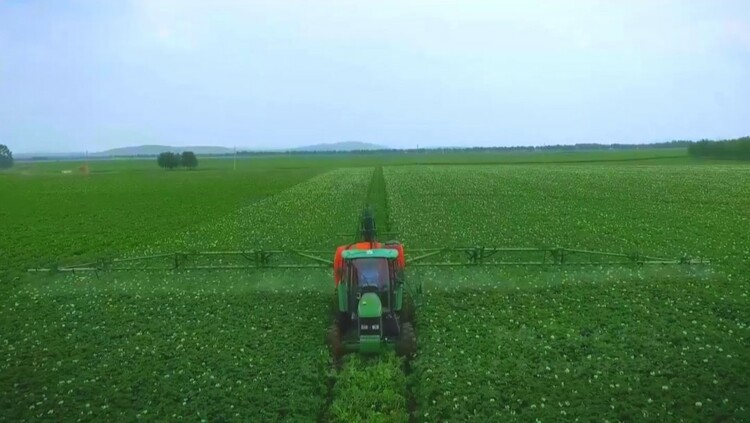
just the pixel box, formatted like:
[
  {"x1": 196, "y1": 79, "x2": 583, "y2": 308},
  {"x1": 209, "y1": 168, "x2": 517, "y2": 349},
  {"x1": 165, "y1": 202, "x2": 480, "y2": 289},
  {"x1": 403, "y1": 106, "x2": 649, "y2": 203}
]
[
  {"x1": 327, "y1": 208, "x2": 417, "y2": 358},
  {"x1": 327, "y1": 248, "x2": 416, "y2": 358}
]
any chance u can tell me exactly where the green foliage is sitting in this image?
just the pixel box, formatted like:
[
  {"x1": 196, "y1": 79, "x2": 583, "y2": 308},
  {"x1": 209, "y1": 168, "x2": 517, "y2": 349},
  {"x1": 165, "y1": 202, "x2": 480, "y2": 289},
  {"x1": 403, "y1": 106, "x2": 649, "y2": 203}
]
[
  {"x1": 155, "y1": 151, "x2": 198, "y2": 169},
  {"x1": 385, "y1": 164, "x2": 750, "y2": 421},
  {"x1": 688, "y1": 136, "x2": 750, "y2": 160},
  {"x1": 175, "y1": 168, "x2": 371, "y2": 251},
  {"x1": 0, "y1": 144, "x2": 13, "y2": 169},
  {"x1": 330, "y1": 353, "x2": 409, "y2": 423},
  {"x1": 4, "y1": 153, "x2": 750, "y2": 422},
  {"x1": 181, "y1": 151, "x2": 198, "y2": 169},
  {"x1": 156, "y1": 151, "x2": 181, "y2": 169},
  {"x1": 0, "y1": 162, "x2": 373, "y2": 421},
  {"x1": 0, "y1": 274, "x2": 331, "y2": 421},
  {"x1": 0, "y1": 161, "x2": 327, "y2": 270},
  {"x1": 385, "y1": 165, "x2": 750, "y2": 268},
  {"x1": 413, "y1": 273, "x2": 749, "y2": 421}
]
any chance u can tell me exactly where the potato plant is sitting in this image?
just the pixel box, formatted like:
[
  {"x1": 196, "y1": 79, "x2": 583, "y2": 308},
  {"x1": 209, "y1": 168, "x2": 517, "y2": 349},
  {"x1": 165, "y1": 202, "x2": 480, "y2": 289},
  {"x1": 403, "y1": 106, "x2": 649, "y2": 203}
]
[
  {"x1": 169, "y1": 168, "x2": 372, "y2": 252},
  {"x1": 0, "y1": 161, "x2": 326, "y2": 271},
  {"x1": 1, "y1": 167, "x2": 372, "y2": 421},
  {"x1": 0, "y1": 271, "x2": 332, "y2": 422},
  {"x1": 412, "y1": 269, "x2": 749, "y2": 421},
  {"x1": 329, "y1": 352, "x2": 409, "y2": 423},
  {"x1": 385, "y1": 165, "x2": 750, "y2": 271},
  {"x1": 384, "y1": 165, "x2": 750, "y2": 421}
]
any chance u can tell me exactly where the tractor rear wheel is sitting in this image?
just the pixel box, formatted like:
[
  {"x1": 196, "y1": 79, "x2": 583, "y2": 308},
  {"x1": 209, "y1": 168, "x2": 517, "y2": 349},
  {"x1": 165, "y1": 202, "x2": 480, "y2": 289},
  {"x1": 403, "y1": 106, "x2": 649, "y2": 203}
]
[
  {"x1": 330, "y1": 292, "x2": 339, "y2": 315},
  {"x1": 401, "y1": 294, "x2": 416, "y2": 323},
  {"x1": 326, "y1": 324, "x2": 343, "y2": 360},
  {"x1": 396, "y1": 322, "x2": 417, "y2": 357}
]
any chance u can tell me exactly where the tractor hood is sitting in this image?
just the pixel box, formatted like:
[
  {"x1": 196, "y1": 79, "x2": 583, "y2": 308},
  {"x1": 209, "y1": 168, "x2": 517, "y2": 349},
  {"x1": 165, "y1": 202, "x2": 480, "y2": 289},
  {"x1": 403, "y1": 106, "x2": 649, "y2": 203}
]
[{"x1": 358, "y1": 293, "x2": 382, "y2": 318}]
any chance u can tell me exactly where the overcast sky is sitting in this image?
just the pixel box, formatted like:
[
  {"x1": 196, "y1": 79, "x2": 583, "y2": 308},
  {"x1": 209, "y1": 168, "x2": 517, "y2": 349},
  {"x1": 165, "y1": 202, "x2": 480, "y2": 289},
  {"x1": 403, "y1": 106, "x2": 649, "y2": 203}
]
[{"x1": 1, "y1": 1, "x2": 749, "y2": 153}]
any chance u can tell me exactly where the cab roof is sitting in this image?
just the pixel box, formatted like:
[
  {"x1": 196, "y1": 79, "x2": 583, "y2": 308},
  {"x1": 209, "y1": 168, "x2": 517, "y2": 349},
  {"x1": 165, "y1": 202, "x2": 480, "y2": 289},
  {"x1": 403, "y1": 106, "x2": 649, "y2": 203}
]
[{"x1": 342, "y1": 248, "x2": 399, "y2": 260}]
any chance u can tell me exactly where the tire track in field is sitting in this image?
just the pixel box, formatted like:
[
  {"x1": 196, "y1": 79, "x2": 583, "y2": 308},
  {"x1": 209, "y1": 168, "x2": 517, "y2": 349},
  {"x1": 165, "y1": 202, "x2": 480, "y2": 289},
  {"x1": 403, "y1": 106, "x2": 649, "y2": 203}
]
[
  {"x1": 121, "y1": 168, "x2": 372, "y2": 258},
  {"x1": 181, "y1": 168, "x2": 371, "y2": 250},
  {"x1": 365, "y1": 166, "x2": 391, "y2": 235}
]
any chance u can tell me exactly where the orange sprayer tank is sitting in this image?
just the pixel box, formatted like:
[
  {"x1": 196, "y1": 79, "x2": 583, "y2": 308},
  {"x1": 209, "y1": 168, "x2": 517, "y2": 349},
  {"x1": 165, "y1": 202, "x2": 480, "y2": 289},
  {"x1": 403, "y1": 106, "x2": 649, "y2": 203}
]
[{"x1": 333, "y1": 242, "x2": 405, "y2": 285}]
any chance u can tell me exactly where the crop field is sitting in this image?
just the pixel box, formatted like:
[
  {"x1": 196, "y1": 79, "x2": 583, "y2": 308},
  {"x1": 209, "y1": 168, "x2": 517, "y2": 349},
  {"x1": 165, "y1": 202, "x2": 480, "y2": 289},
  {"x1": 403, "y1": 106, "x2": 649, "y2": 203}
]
[
  {"x1": 385, "y1": 165, "x2": 750, "y2": 263},
  {"x1": 0, "y1": 158, "x2": 330, "y2": 271},
  {"x1": 386, "y1": 165, "x2": 750, "y2": 421},
  {"x1": 1, "y1": 152, "x2": 749, "y2": 422},
  {"x1": 1, "y1": 271, "x2": 331, "y2": 422}
]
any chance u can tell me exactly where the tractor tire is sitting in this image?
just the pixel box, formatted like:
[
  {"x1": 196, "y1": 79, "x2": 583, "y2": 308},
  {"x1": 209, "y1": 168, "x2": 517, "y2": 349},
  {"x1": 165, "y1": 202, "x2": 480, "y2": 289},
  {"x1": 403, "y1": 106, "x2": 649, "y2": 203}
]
[
  {"x1": 401, "y1": 294, "x2": 416, "y2": 323},
  {"x1": 326, "y1": 324, "x2": 343, "y2": 360},
  {"x1": 330, "y1": 292, "x2": 339, "y2": 316},
  {"x1": 396, "y1": 322, "x2": 417, "y2": 358}
]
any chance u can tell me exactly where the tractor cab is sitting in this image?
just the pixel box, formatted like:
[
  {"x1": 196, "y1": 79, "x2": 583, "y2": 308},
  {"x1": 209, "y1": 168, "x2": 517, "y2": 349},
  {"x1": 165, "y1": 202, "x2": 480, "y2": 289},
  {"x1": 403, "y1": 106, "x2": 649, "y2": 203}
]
[
  {"x1": 330, "y1": 248, "x2": 415, "y2": 356},
  {"x1": 341, "y1": 248, "x2": 403, "y2": 317}
]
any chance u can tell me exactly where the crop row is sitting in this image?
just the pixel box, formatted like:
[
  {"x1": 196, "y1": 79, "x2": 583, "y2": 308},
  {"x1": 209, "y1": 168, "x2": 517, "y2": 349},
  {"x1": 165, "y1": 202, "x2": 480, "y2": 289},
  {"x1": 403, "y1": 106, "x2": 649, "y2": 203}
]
[
  {"x1": 2, "y1": 168, "x2": 373, "y2": 421},
  {"x1": 385, "y1": 164, "x2": 750, "y2": 421},
  {"x1": 166, "y1": 168, "x2": 372, "y2": 252},
  {"x1": 1, "y1": 271, "x2": 332, "y2": 422},
  {"x1": 385, "y1": 165, "x2": 750, "y2": 269},
  {"x1": 411, "y1": 268, "x2": 749, "y2": 421},
  {"x1": 0, "y1": 164, "x2": 325, "y2": 271},
  {"x1": 329, "y1": 352, "x2": 409, "y2": 423}
]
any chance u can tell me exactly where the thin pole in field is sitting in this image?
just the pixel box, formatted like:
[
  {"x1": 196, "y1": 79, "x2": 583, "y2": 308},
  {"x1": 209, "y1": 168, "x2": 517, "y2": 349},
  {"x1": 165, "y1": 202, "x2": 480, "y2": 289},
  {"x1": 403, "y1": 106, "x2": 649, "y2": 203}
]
[{"x1": 233, "y1": 145, "x2": 237, "y2": 171}]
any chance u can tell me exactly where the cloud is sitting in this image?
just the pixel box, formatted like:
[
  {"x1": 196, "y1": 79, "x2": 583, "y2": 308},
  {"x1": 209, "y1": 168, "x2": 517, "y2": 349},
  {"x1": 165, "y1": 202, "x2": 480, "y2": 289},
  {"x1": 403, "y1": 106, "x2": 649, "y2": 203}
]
[{"x1": 130, "y1": 0, "x2": 203, "y2": 50}]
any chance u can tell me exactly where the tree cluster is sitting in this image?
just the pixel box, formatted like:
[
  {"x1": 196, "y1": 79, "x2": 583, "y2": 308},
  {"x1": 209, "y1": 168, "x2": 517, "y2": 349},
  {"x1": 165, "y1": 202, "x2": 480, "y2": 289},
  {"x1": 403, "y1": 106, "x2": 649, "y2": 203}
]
[
  {"x1": 0, "y1": 144, "x2": 13, "y2": 169},
  {"x1": 687, "y1": 137, "x2": 750, "y2": 161},
  {"x1": 157, "y1": 151, "x2": 198, "y2": 169}
]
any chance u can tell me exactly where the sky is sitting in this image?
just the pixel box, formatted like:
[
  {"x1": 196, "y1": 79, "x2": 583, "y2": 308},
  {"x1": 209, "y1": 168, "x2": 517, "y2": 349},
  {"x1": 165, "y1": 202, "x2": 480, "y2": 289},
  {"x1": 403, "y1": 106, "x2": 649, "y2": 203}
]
[{"x1": 1, "y1": 1, "x2": 749, "y2": 153}]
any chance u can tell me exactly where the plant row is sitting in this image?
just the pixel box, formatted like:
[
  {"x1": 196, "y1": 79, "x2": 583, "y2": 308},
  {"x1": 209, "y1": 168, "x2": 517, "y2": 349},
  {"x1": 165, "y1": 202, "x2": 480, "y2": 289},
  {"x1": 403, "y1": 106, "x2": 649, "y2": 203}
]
[
  {"x1": 411, "y1": 268, "x2": 749, "y2": 421},
  {"x1": 384, "y1": 164, "x2": 750, "y2": 421},
  {"x1": 385, "y1": 165, "x2": 750, "y2": 270},
  {"x1": 329, "y1": 352, "x2": 409, "y2": 423},
  {"x1": 2, "y1": 167, "x2": 374, "y2": 421},
  {"x1": 1, "y1": 271, "x2": 332, "y2": 422},
  {"x1": 0, "y1": 163, "x2": 326, "y2": 270},
  {"x1": 169, "y1": 168, "x2": 372, "y2": 252}
]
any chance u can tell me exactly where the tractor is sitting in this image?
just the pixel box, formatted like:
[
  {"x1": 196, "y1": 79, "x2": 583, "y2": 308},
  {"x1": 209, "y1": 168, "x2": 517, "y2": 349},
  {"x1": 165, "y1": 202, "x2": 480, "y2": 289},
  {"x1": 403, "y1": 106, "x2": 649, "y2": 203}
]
[{"x1": 327, "y1": 208, "x2": 417, "y2": 358}]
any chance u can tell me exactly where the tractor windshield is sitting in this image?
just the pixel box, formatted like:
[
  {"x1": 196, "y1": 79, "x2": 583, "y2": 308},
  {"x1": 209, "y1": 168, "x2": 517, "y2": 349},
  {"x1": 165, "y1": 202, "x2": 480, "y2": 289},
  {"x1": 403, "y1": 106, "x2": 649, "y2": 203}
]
[{"x1": 351, "y1": 258, "x2": 389, "y2": 290}]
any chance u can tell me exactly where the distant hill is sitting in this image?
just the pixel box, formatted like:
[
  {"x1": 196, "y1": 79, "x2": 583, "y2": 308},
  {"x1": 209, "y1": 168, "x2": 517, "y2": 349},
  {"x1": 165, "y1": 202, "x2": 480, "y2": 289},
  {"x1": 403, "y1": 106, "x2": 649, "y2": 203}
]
[
  {"x1": 291, "y1": 141, "x2": 387, "y2": 152},
  {"x1": 95, "y1": 142, "x2": 385, "y2": 156},
  {"x1": 95, "y1": 145, "x2": 235, "y2": 156},
  {"x1": 15, "y1": 151, "x2": 87, "y2": 160}
]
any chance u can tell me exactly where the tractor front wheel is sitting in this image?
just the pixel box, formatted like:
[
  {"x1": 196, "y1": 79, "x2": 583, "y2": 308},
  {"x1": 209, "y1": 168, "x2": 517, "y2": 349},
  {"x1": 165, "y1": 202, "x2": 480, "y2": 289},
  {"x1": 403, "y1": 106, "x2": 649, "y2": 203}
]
[{"x1": 396, "y1": 322, "x2": 417, "y2": 357}]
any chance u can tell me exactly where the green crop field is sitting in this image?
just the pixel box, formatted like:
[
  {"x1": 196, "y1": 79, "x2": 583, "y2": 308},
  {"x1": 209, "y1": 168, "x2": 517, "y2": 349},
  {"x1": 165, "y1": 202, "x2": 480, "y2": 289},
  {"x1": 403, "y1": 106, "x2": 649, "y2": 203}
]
[{"x1": 1, "y1": 150, "x2": 749, "y2": 422}]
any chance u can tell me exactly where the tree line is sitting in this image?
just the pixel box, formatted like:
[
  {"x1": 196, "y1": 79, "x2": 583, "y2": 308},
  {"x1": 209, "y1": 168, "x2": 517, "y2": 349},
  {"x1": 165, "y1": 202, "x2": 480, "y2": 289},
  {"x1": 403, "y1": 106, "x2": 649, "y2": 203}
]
[
  {"x1": 687, "y1": 137, "x2": 750, "y2": 161},
  {"x1": 157, "y1": 151, "x2": 199, "y2": 169},
  {"x1": 232, "y1": 140, "x2": 694, "y2": 156},
  {"x1": 0, "y1": 144, "x2": 13, "y2": 169}
]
